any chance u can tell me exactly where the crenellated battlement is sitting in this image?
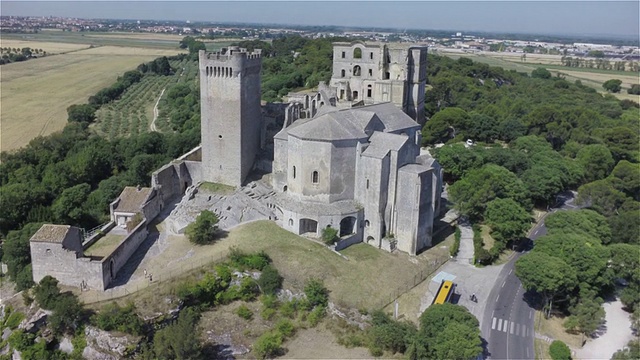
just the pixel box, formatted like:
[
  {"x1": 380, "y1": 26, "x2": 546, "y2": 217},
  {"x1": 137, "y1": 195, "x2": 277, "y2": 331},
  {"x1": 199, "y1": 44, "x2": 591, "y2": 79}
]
[{"x1": 199, "y1": 47, "x2": 262, "y2": 78}]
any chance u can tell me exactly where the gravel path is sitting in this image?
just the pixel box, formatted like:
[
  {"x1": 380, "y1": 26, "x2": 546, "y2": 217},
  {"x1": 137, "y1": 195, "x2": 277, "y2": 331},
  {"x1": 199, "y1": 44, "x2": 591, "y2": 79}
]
[
  {"x1": 576, "y1": 300, "x2": 634, "y2": 360},
  {"x1": 455, "y1": 222, "x2": 474, "y2": 266}
]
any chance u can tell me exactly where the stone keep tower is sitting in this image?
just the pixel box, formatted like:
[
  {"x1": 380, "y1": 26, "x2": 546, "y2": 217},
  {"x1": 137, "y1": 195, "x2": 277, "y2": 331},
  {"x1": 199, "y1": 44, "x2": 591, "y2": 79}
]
[{"x1": 199, "y1": 47, "x2": 262, "y2": 187}]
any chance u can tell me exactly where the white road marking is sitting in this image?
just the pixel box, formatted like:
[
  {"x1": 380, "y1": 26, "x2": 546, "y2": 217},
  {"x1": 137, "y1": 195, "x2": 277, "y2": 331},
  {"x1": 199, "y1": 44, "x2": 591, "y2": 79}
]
[
  {"x1": 496, "y1": 294, "x2": 500, "y2": 302},
  {"x1": 503, "y1": 320, "x2": 508, "y2": 332},
  {"x1": 509, "y1": 269, "x2": 513, "y2": 275},
  {"x1": 510, "y1": 322, "x2": 515, "y2": 334},
  {"x1": 492, "y1": 317, "x2": 497, "y2": 330},
  {"x1": 497, "y1": 318, "x2": 503, "y2": 331},
  {"x1": 502, "y1": 280, "x2": 506, "y2": 288},
  {"x1": 516, "y1": 323, "x2": 520, "y2": 336},
  {"x1": 529, "y1": 310, "x2": 532, "y2": 319}
]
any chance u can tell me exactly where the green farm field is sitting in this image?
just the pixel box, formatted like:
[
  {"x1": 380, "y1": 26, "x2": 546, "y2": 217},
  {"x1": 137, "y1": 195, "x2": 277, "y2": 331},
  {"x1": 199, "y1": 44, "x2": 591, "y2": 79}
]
[{"x1": 0, "y1": 46, "x2": 182, "y2": 152}]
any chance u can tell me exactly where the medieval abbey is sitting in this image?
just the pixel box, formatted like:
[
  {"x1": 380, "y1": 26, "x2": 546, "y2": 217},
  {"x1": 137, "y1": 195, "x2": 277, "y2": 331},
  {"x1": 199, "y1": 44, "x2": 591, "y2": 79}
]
[{"x1": 29, "y1": 41, "x2": 443, "y2": 291}]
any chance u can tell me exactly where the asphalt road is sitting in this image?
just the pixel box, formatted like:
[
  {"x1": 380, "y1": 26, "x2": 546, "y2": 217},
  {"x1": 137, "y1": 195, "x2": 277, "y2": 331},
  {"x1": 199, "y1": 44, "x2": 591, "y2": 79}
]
[{"x1": 482, "y1": 191, "x2": 577, "y2": 359}]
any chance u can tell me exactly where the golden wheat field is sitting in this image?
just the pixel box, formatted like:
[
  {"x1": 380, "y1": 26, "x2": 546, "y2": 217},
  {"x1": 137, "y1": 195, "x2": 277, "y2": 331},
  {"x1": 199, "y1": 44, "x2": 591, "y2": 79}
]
[
  {"x1": 0, "y1": 39, "x2": 91, "y2": 54},
  {"x1": 0, "y1": 46, "x2": 182, "y2": 152}
]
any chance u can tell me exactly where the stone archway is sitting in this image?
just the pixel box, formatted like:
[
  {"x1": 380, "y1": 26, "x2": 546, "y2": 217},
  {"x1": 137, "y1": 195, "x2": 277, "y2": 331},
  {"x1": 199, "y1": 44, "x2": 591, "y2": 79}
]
[
  {"x1": 299, "y1": 218, "x2": 318, "y2": 235},
  {"x1": 339, "y1": 216, "x2": 356, "y2": 237}
]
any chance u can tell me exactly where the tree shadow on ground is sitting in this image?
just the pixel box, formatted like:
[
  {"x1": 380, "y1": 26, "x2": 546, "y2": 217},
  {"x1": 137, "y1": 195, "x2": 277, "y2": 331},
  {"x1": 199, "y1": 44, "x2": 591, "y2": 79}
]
[{"x1": 480, "y1": 336, "x2": 491, "y2": 360}]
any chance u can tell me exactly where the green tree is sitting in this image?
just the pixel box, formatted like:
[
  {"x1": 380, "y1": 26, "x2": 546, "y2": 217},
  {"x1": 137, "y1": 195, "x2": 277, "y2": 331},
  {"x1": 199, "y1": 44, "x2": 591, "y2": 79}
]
[
  {"x1": 33, "y1": 275, "x2": 61, "y2": 310},
  {"x1": 253, "y1": 331, "x2": 283, "y2": 359},
  {"x1": 66, "y1": 104, "x2": 96, "y2": 124},
  {"x1": 577, "y1": 179, "x2": 630, "y2": 217},
  {"x1": 51, "y1": 183, "x2": 92, "y2": 224},
  {"x1": 1, "y1": 222, "x2": 42, "y2": 290},
  {"x1": 603, "y1": 79, "x2": 622, "y2": 93},
  {"x1": 531, "y1": 67, "x2": 552, "y2": 79},
  {"x1": 185, "y1": 210, "x2": 219, "y2": 245},
  {"x1": 49, "y1": 293, "x2": 85, "y2": 335},
  {"x1": 92, "y1": 302, "x2": 144, "y2": 335},
  {"x1": 153, "y1": 308, "x2": 201, "y2": 359},
  {"x1": 608, "y1": 210, "x2": 640, "y2": 245},
  {"x1": 433, "y1": 144, "x2": 485, "y2": 180},
  {"x1": 549, "y1": 340, "x2": 572, "y2": 360},
  {"x1": 544, "y1": 210, "x2": 612, "y2": 245},
  {"x1": 610, "y1": 160, "x2": 640, "y2": 200},
  {"x1": 484, "y1": 198, "x2": 531, "y2": 242},
  {"x1": 608, "y1": 243, "x2": 640, "y2": 281},
  {"x1": 628, "y1": 84, "x2": 640, "y2": 95},
  {"x1": 422, "y1": 107, "x2": 470, "y2": 145},
  {"x1": 304, "y1": 278, "x2": 329, "y2": 308},
  {"x1": 534, "y1": 233, "x2": 612, "y2": 290},
  {"x1": 321, "y1": 226, "x2": 338, "y2": 245},
  {"x1": 516, "y1": 252, "x2": 577, "y2": 317},
  {"x1": 449, "y1": 164, "x2": 530, "y2": 219},
  {"x1": 576, "y1": 144, "x2": 615, "y2": 183},
  {"x1": 257, "y1": 265, "x2": 283, "y2": 295},
  {"x1": 418, "y1": 303, "x2": 482, "y2": 360},
  {"x1": 563, "y1": 288, "x2": 605, "y2": 344}
]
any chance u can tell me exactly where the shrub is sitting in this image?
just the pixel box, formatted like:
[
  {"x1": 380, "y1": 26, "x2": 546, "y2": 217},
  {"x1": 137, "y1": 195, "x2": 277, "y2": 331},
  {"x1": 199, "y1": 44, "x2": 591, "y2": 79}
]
[
  {"x1": 258, "y1": 265, "x2": 283, "y2": 295},
  {"x1": 275, "y1": 318, "x2": 295, "y2": 338},
  {"x1": 229, "y1": 248, "x2": 271, "y2": 270},
  {"x1": 450, "y1": 226, "x2": 461, "y2": 257},
  {"x1": 261, "y1": 308, "x2": 277, "y2": 321},
  {"x1": 49, "y1": 293, "x2": 86, "y2": 335},
  {"x1": 33, "y1": 275, "x2": 61, "y2": 310},
  {"x1": 185, "y1": 210, "x2": 219, "y2": 244},
  {"x1": 279, "y1": 299, "x2": 298, "y2": 319},
  {"x1": 3, "y1": 311, "x2": 25, "y2": 330},
  {"x1": 239, "y1": 277, "x2": 260, "y2": 301},
  {"x1": 307, "y1": 305, "x2": 326, "y2": 327},
  {"x1": 253, "y1": 331, "x2": 283, "y2": 359},
  {"x1": 304, "y1": 278, "x2": 329, "y2": 308},
  {"x1": 92, "y1": 302, "x2": 144, "y2": 335},
  {"x1": 549, "y1": 340, "x2": 572, "y2": 360},
  {"x1": 322, "y1": 227, "x2": 339, "y2": 245},
  {"x1": 260, "y1": 294, "x2": 279, "y2": 309},
  {"x1": 236, "y1": 305, "x2": 253, "y2": 320}
]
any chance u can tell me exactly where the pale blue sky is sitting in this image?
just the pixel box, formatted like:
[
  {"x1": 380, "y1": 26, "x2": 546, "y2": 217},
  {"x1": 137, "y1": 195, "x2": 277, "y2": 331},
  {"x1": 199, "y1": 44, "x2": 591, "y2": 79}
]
[{"x1": 2, "y1": 1, "x2": 639, "y2": 38}]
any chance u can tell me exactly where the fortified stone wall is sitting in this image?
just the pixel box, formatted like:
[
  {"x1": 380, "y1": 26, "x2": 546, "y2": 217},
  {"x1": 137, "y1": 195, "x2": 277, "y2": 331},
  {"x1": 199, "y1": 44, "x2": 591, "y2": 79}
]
[{"x1": 102, "y1": 221, "x2": 148, "y2": 289}]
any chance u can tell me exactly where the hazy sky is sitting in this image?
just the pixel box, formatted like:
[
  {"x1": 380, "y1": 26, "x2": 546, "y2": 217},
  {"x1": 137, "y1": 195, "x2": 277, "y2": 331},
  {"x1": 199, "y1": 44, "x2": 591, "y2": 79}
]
[{"x1": 2, "y1": 1, "x2": 639, "y2": 38}]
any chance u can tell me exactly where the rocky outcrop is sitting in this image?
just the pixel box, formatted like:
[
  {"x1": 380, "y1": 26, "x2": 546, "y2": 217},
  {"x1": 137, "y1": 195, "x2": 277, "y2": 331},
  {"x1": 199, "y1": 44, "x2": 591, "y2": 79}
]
[
  {"x1": 17, "y1": 309, "x2": 51, "y2": 333},
  {"x1": 57, "y1": 336, "x2": 74, "y2": 354},
  {"x1": 83, "y1": 326, "x2": 135, "y2": 360}
]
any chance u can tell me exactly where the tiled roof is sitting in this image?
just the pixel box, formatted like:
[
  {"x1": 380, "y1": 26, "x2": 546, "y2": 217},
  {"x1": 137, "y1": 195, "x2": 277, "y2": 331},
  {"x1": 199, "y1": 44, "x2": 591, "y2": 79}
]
[
  {"x1": 113, "y1": 186, "x2": 153, "y2": 214},
  {"x1": 30, "y1": 224, "x2": 72, "y2": 243}
]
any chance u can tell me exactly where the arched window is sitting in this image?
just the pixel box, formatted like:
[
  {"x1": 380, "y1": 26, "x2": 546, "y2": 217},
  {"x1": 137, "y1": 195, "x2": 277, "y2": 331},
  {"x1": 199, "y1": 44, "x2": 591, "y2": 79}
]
[
  {"x1": 312, "y1": 171, "x2": 319, "y2": 184},
  {"x1": 289, "y1": 218, "x2": 293, "y2": 226},
  {"x1": 365, "y1": 220, "x2": 370, "y2": 227},
  {"x1": 353, "y1": 91, "x2": 359, "y2": 100},
  {"x1": 341, "y1": 69, "x2": 345, "y2": 78},
  {"x1": 354, "y1": 48, "x2": 362, "y2": 59},
  {"x1": 353, "y1": 65, "x2": 361, "y2": 76},
  {"x1": 293, "y1": 166, "x2": 296, "y2": 179}
]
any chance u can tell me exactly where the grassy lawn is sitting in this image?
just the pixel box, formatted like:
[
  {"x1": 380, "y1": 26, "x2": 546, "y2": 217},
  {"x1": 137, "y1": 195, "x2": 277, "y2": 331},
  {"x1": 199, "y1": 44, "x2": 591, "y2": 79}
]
[
  {"x1": 534, "y1": 311, "x2": 583, "y2": 348},
  {"x1": 1, "y1": 46, "x2": 181, "y2": 152},
  {"x1": 480, "y1": 225, "x2": 494, "y2": 251},
  {"x1": 81, "y1": 220, "x2": 450, "y2": 316},
  {"x1": 84, "y1": 233, "x2": 126, "y2": 257},
  {"x1": 199, "y1": 182, "x2": 236, "y2": 195},
  {"x1": 534, "y1": 338, "x2": 551, "y2": 360}
]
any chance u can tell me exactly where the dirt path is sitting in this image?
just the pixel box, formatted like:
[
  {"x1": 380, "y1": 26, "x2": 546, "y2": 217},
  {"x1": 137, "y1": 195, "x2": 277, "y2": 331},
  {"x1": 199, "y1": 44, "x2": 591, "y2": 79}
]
[
  {"x1": 576, "y1": 300, "x2": 634, "y2": 360},
  {"x1": 149, "y1": 88, "x2": 165, "y2": 132}
]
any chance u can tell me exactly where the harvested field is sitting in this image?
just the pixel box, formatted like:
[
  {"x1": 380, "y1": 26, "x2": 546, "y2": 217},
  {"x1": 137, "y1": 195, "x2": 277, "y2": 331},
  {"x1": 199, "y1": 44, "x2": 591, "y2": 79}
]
[
  {"x1": 0, "y1": 46, "x2": 181, "y2": 152},
  {"x1": 0, "y1": 39, "x2": 90, "y2": 54}
]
